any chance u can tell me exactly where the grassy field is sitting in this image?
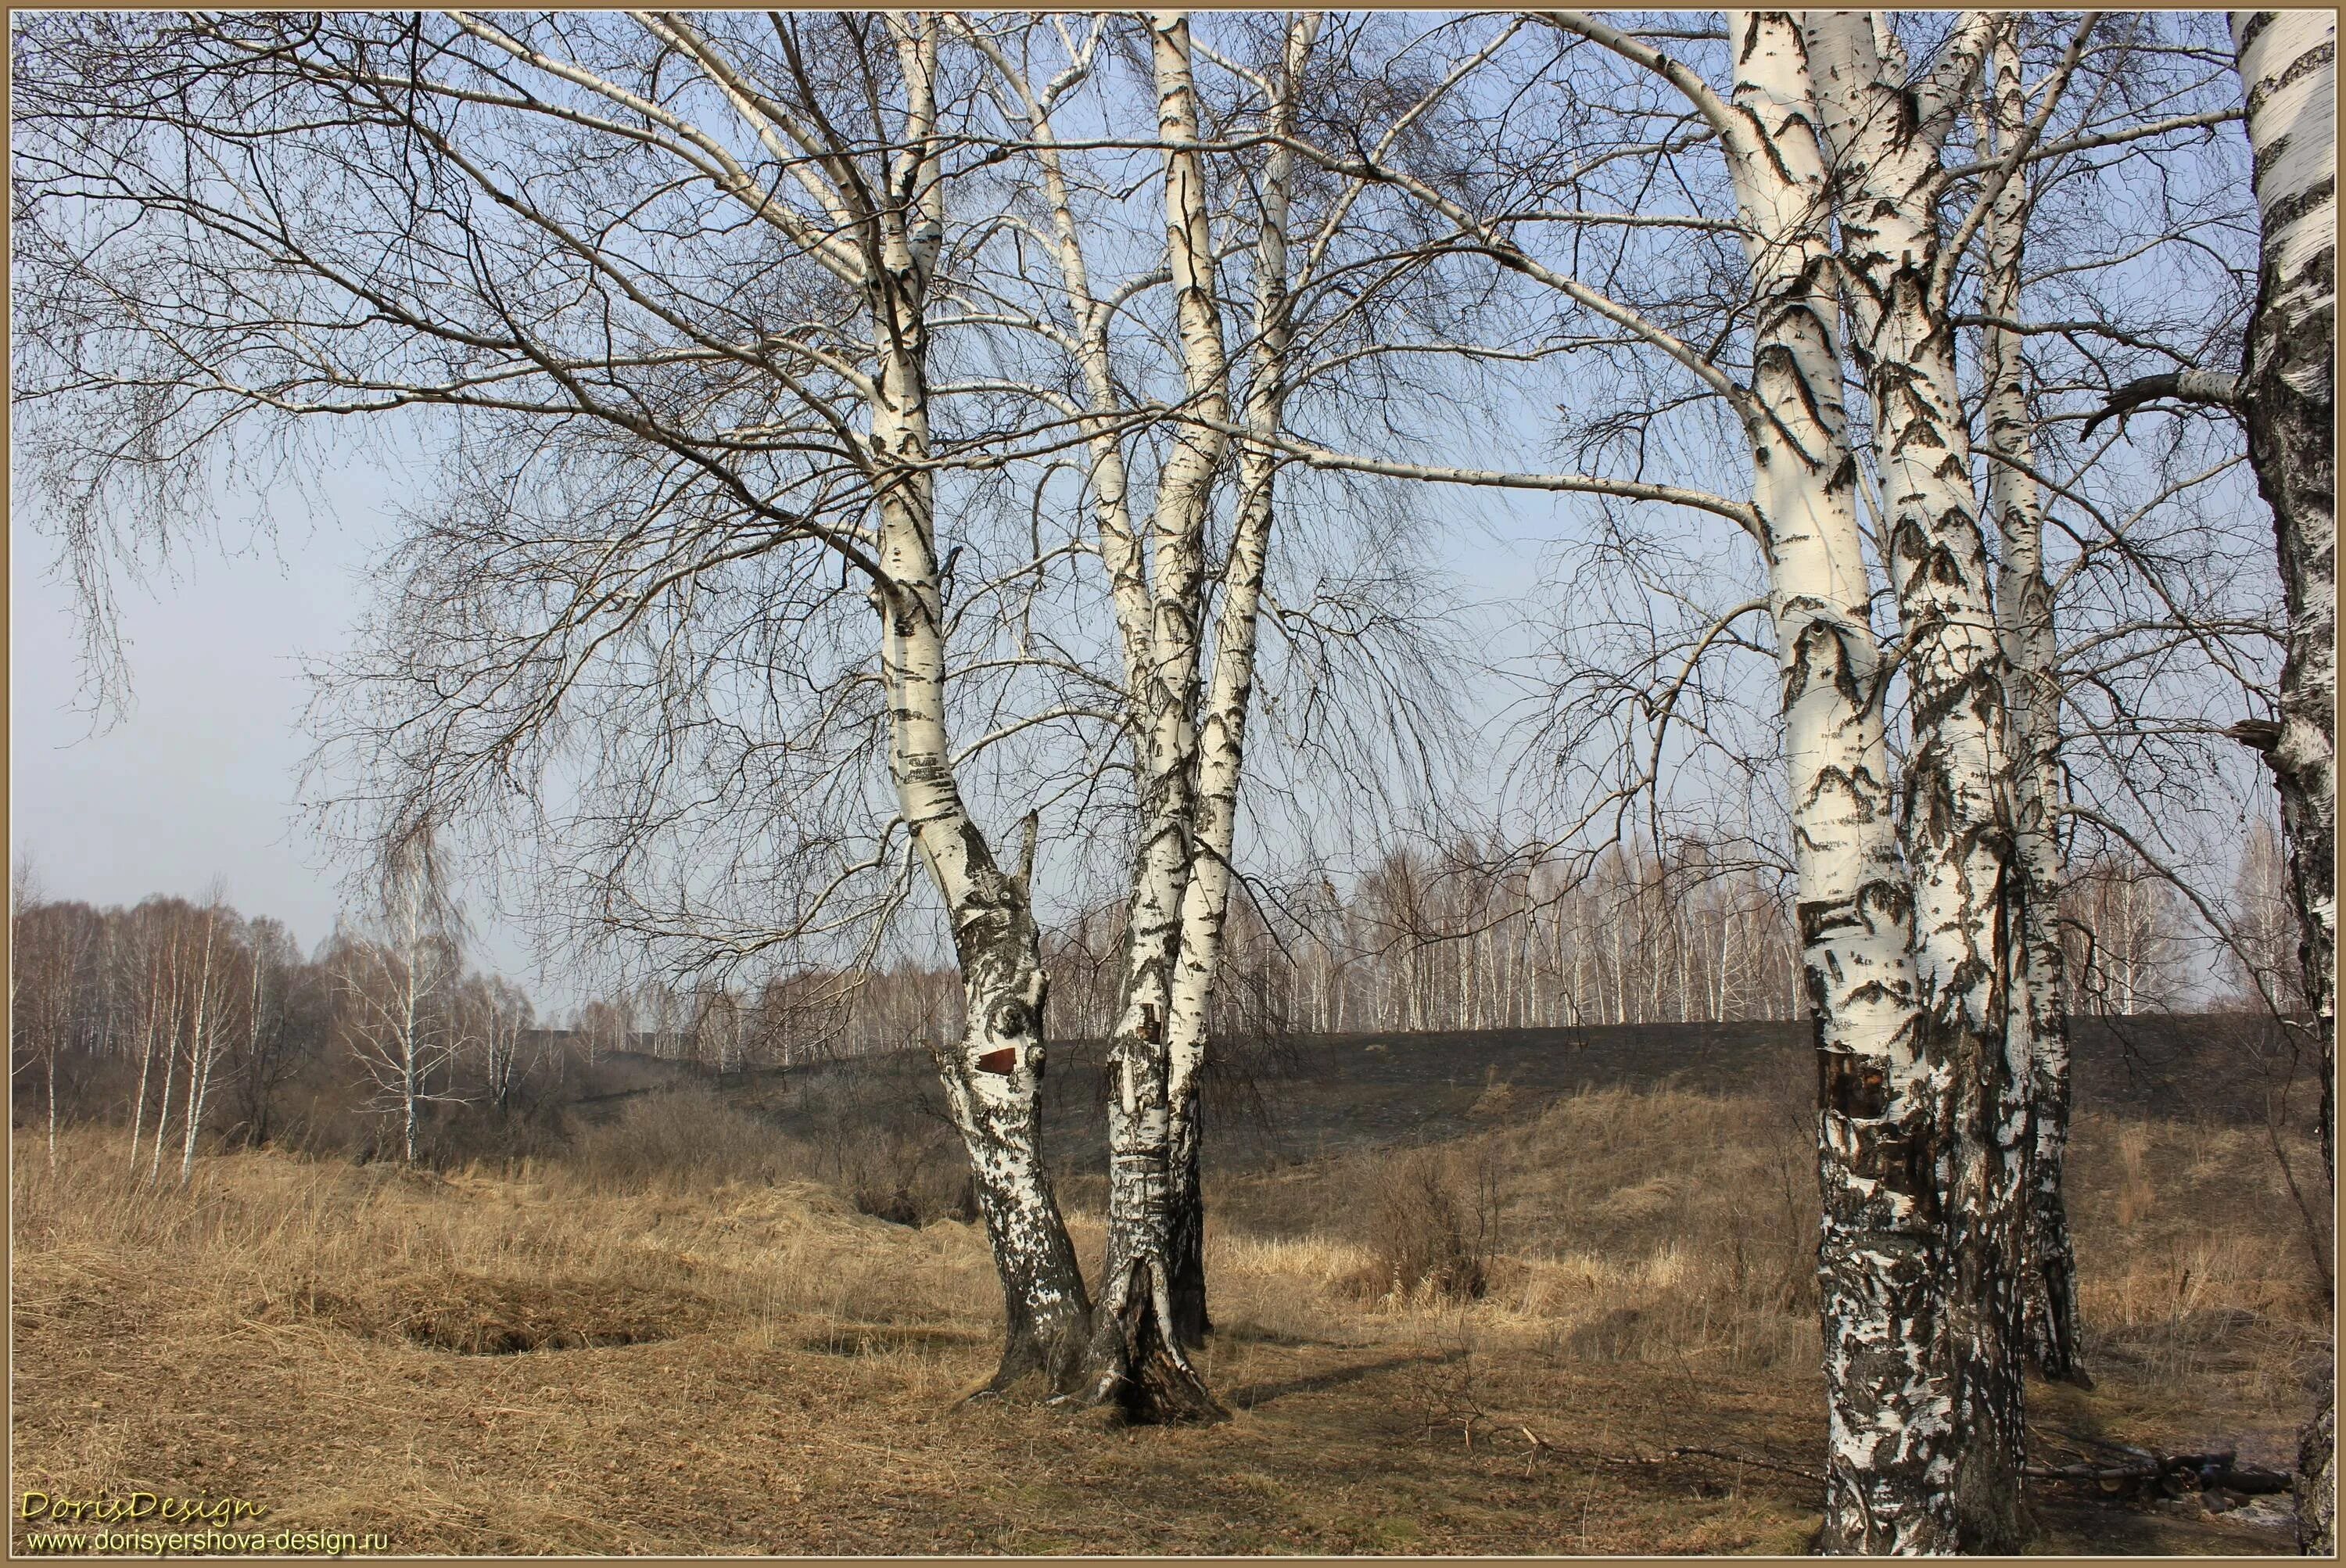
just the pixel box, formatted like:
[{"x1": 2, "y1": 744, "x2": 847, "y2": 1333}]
[{"x1": 11, "y1": 1021, "x2": 2329, "y2": 1554}]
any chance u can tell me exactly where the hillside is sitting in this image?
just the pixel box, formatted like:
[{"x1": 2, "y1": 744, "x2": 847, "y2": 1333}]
[{"x1": 13, "y1": 1014, "x2": 2323, "y2": 1554}]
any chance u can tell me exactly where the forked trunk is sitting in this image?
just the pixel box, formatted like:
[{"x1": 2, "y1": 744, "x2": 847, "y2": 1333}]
[
  {"x1": 971, "y1": 13, "x2": 1230, "y2": 1378},
  {"x1": 1978, "y1": 21, "x2": 2084, "y2": 1385},
  {"x1": 1083, "y1": 12, "x2": 1229, "y2": 1422},
  {"x1": 1806, "y1": 13, "x2": 2029, "y2": 1550},
  {"x1": 1722, "y1": 16, "x2": 1951, "y2": 1550},
  {"x1": 2231, "y1": 13, "x2": 2336, "y2": 1554}
]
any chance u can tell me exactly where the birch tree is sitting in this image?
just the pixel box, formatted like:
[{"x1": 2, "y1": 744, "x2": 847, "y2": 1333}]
[
  {"x1": 1270, "y1": 12, "x2": 2241, "y2": 1544},
  {"x1": 1042, "y1": 12, "x2": 1238, "y2": 1419},
  {"x1": 337, "y1": 838, "x2": 465, "y2": 1165},
  {"x1": 173, "y1": 892, "x2": 232, "y2": 1186},
  {"x1": 1264, "y1": 14, "x2": 1974, "y2": 1543},
  {"x1": 13, "y1": 10, "x2": 1104, "y2": 1390},
  {"x1": 120, "y1": 900, "x2": 181, "y2": 1178},
  {"x1": 1973, "y1": 15, "x2": 2083, "y2": 1387},
  {"x1": 1796, "y1": 15, "x2": 2046, "y2": 1545},
  {"x1": 2233, "y1": 13, "x2": 2337, "y2": 1553},
  {"x1": 120, "y1": 895, "x2": 231, "y2": 1189},
  {"x1": 960, "y1": 9, "x2": 1330, "y2": 1412},
  {"x1": 1706, "y1": 23, "x2": 1953, "y2": 1544},
  {"x1": 1156, "y1": 13, "x2": 1319, "y2": 1351},
  {"x1": 949, "y1": 9, "x2": 1462, "y2": 1408},
  {"x1": 1528, "y1": 19, "x2": 1963, "y2": 1540}
]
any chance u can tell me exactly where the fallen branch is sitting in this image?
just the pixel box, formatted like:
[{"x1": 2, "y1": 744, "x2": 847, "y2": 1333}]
[
  {"x1": 1657, "y1": 1445, "x2": 1828, "y2": 1485},
  {"x1": 2025, "y1": 1446, "x2": 2293, "y2": 1498},
  {"x1": 1517, "y1": 1429, "x2": 1826, "y2": 1486}
]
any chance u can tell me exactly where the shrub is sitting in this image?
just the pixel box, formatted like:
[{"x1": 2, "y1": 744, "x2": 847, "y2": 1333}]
[
  {"x1": 563, "y1": 1085, "x2": 801, "y2": 1192},
  {"x1": 1346, "y1": 1145, "x2": 1495, "y2": 1303}
]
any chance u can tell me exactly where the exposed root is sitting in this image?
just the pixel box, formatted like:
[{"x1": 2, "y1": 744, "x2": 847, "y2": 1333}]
[
  {"x1": 1085, "y1": 1258, "x2": 1226, "y2": 1425},
  {"x1": 958, "y1": 1315, "x2": 1090, "y2": 1408}
]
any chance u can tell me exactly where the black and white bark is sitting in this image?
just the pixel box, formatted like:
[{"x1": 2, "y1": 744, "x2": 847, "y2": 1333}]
[
  {"x1": 963, "y1": 9, "x2": 1329, "y2": 1393},
  {"x1": 1076, "y1": 12, "x2": 1229, "y2": 1422},
  {"x1": 1281, "y1": 16, "x2": 1968, "y2": 1540},
  {"x1": 2232, "y1": 11, "x2": 2337, "y2": 1555},
  {"x1": 849, "y1": 20, "x2": 1094, "y2": 1394},
  {"x1": 1717, "y1": 16, "x2": 1951, "y2": 1551},
  {"x1": 1161, "y1": 10, "x2": 1320, "y2": 1355},
  {"x1": 1804, "y1": 12, "x2": 2032, "y2": 1551},
  {"x1": 1975, "y1": 18, "x2": 2085, "y2": 1388},
  {"x1": 949, "y1": 15, "x2": 1211, "y2": 1398}
]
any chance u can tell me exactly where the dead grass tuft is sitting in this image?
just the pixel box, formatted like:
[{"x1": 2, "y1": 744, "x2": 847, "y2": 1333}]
[{"x1": 248, "y1": 1268, "x2": 723, "y2": 1355}]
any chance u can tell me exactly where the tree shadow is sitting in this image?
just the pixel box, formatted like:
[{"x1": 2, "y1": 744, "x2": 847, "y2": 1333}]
[{"x1": 1226, "y1": 1349, "x2": 1452, "y2": 1410}]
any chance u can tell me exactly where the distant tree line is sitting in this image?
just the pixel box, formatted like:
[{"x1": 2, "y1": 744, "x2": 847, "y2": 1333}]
[
  {"x1": 22, "y1": 813, "x2": 2278, "y2": 1170},
  {"x1": 8, "y1": 881, "x2": 554, "y2": 1172}
]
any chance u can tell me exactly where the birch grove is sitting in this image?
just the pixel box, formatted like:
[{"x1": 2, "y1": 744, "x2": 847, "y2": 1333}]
[{"x1": 13, "y1": 3, "x2": 2326, "y2": 1538}]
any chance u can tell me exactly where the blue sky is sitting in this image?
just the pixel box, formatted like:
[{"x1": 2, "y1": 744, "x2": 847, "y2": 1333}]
[{"x1": 11, "y1": 463, "x2": 552, "y2": 989}]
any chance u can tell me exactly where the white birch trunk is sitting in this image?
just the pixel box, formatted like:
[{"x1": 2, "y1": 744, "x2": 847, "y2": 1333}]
[
  {"x1": 1723, "y1": 16, "x2": 1950, "y2": 1551},
  {"x1": 1804, "y1": 13, "x2": 2029, "y2": 1548},
  {"x1": 127, "y1": 981, "x2": 159, "y2": 1175},
  {"x1": 1977, "y1": 21, "x2": 2084, "y2": 1387},
  {"x1": 2232, "y1": 12, "x2": 2337, "y2": 1553},
  {"x1": 177, "y1": 907, "x2": 221, "y2": 1186},
  {"x1": 869, "y1": 20, "x2": 1091, "y2": 1394},
  {"x1": 147, "y1": 957, "x2": 182, "y2": 1189},
  {"x1": 969, "y1": 15, "x2": 1217, "y2": 1387},
  {"x1": 400, "y1": 956, "x2": 421, "y2": 1165},
  {"x1": 1160, "y1": 11, "x2": 1320, "y2": 1352},
  {"x1": 1084, "y1": 12, "x2": 1230, "y2": 1421}
]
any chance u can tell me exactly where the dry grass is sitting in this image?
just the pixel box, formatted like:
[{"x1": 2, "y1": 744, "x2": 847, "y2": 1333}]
[{"x1": 10, "y1": 1075, "x2": 2324, "y2": 1555}]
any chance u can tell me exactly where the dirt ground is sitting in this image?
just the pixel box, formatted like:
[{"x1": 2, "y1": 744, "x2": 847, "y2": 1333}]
[{"x1": 11, "y1": 1020, "x2": 2328, "y2": 1554}]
